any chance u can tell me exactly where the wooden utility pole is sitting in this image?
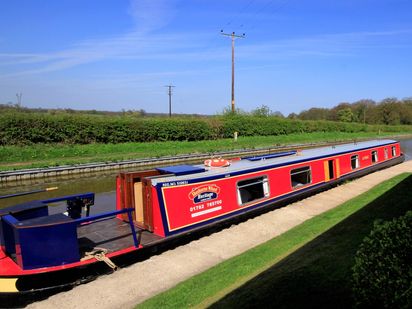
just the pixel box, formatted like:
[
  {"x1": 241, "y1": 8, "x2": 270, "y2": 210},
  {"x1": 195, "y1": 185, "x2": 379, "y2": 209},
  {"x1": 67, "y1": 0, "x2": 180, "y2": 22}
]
[
  {"x1": 164, "y1": 85, "x2": 175, "y2": 117},
  {"x1": 221, "y1": 31, "x2": 245, "y2": 113},
  {"x1": 16, "y1": 92, "x2": 22, "y2": 107}
]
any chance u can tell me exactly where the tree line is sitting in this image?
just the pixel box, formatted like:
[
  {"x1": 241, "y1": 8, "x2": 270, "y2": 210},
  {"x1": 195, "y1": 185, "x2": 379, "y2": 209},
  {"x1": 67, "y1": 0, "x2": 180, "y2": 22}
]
[
  {"x1": 290, "y1": 97, "x2": 412, "y2": 125},
  {"x1": 2, "y1": 97, "x2": 412, "y2": 126}
]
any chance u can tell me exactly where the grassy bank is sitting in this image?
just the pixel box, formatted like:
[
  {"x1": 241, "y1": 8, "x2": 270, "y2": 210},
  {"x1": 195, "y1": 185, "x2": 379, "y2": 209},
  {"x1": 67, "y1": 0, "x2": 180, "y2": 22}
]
[
  {"x1": 0, "y1": 131, "x2": 410, "y2": 171},
  {"x1": 138, "y1": 173, "x2": 412, "y2": 309}
]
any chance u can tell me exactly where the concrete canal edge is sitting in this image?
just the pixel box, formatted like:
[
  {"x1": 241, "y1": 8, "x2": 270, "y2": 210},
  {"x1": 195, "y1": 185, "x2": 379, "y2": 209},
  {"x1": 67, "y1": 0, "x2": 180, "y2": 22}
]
[
  {"x1": 0, "y1": 139, "x2": 389, "y2": 183},
  {"x1": 27, "y1": 160, "x2": 412, "y2": 309}
]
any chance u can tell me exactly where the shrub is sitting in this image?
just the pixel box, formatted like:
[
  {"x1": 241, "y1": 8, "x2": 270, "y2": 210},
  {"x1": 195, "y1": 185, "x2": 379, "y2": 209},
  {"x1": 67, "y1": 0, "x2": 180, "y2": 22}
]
[
  {"x1": 0, "y1": 111, "x2": 411, "y2": 145},
  {"x1": 352, "y1": 211, "x2": 412, "y2": 308}
]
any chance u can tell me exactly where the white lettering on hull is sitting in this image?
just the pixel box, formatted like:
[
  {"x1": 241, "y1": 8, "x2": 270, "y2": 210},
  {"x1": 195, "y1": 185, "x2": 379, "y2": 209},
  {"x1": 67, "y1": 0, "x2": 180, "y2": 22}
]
[{"x1": 191, "y1": 206, "x2": 222, "y2": 218}]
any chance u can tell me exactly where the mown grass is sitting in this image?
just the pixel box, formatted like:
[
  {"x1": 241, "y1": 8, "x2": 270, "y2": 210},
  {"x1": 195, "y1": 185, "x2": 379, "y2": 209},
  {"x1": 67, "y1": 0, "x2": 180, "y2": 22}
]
[
  {"x1": 137, "y1": 173, "x2": 412, "y2": 309},
  {"x1": 0, "y1": 131, "x2": 410, "y2": 171}
]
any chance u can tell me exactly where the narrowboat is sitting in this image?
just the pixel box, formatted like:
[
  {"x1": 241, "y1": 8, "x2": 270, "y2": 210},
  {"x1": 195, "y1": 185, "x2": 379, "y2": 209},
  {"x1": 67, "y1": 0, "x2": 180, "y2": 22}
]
[{"x1": 0, "y1": 139, "x2": 404, "y2": 304}]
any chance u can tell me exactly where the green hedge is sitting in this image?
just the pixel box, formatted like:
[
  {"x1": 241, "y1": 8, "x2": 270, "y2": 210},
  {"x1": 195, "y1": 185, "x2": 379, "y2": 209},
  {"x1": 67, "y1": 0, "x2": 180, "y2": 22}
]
[
  {"x1": 0, "y1": 113, "x2": 411, "y2": 145},
  {"x1": 352, "y1": 211, "x2": 412, "y2": 308}
]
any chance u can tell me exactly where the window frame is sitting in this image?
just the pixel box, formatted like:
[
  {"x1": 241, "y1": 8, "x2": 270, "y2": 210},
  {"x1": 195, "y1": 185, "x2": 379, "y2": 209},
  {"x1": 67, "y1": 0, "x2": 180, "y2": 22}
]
[
  {"x1": 371, "y1": 150, "x2": 378, "y2": 164},
  {"x1": 290, "y1": 166, "x2": 312, "y2": 189},
  {"x1": 391, "y1": 146, "x2": 396, "y2": 157},
  {"x1": 351, "y1": 154, "x2": 360, "y2": 170},
  {"x1": 236, "y1": 175, "x2": 270, "y2": 206}
]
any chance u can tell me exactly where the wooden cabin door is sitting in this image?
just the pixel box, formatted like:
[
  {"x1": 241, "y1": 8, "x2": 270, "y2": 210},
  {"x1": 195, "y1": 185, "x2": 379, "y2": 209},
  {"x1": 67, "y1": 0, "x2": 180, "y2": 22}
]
[
  {"x1": 134, "y1": 181, "x2": 144, "y2": 224},
  {"x1": 142, "y1": 178, "x2": 154, "y2": 231},
  {"x1": 328, "y1": 160, "x2": 335, "y2": 179},
  {"x1": 117, "y1": 170, "x2": 159, "y2": 231},
  {"x1": 324, "y1": 159, "x2": 341, "y2": 181}
]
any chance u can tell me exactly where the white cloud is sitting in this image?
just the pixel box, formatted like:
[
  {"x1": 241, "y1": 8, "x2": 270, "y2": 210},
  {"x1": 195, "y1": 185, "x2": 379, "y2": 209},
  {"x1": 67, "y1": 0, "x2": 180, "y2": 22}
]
[
  {"x1": 0, "y1": 0, "x2": 182, "y2": 77},
  {"x1": 0, "y1": 0, "x2": 410, "y2": 79},
  {"x1": 128, "y1": 0, "x2": 177, "y2": 32}
]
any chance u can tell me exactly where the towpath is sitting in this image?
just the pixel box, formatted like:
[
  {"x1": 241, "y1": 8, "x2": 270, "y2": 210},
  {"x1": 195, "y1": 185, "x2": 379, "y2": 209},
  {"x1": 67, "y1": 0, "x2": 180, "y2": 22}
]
[{"x1": 28, "y1": 160, "x2": 412, "y2": 309}]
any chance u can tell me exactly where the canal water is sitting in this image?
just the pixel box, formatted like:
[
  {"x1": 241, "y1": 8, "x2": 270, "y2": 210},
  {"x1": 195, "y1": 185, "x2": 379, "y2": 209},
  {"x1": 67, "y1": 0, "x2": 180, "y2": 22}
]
[{"x1": 1, "y1": 138, "x2": 412, "y2": 212}]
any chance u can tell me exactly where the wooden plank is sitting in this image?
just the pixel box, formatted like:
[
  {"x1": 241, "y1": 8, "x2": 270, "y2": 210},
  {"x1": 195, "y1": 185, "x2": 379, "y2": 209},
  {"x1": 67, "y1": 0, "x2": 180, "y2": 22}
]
[
  {"x1": 142, "y1": 178, "x2": 154, "y2": 231},
  {"x1": 324, "y1": 161, "x2": 330, "y2": 182},
  {"x1": 134, "y1": 182, "x2": 144, "y2": 223},
  {"x1": 336, "y1": 158, "x2": 341, "y2": 178}
]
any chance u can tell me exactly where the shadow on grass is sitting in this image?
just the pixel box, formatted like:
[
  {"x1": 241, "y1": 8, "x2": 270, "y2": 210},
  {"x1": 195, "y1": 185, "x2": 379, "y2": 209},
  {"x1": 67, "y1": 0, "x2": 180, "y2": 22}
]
[{"x1": 209, "y1": 175, "x2": 412, "y2": 309}]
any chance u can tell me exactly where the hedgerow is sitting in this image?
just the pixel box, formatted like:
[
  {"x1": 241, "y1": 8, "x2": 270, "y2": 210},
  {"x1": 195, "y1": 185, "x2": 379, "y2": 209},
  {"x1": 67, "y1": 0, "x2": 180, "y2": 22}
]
[
  {"x1": 0, "y1": 112, "x2": 411, "y2": 145},
  {"x1": 352, "y1": 211, "x2": 412, "y2": 308}
]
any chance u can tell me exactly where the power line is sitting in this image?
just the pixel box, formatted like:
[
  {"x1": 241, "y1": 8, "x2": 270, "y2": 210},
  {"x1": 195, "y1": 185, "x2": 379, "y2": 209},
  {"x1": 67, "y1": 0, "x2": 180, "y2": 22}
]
[
  {"x1": 164, "y1": 85, "x2": 175, "y2": 117},
  {"x1": 199, "y1": 0, "x2": 290, "y2": 58},
  {"x1": 197, "y1": 0, "x2": 259, "y2": 57},
  {"x1": 221, "y1": 31, "x2": 245, "y2": 113},
  {"x1": 245, "y1": 0, "x2": 291, "y2": 32},
  {"x1": 223, "y1": 0, "x2": 257, "y2": 28},
  {"x1": 222, "y1": 0, "x2": 291, "y2": 34}
]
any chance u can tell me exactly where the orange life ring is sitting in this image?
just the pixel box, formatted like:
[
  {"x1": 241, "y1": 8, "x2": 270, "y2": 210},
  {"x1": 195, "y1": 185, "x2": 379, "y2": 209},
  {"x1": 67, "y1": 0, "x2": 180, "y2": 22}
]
[{"x1": 204, "y1": 158, "x2": 230, "y2": 168}]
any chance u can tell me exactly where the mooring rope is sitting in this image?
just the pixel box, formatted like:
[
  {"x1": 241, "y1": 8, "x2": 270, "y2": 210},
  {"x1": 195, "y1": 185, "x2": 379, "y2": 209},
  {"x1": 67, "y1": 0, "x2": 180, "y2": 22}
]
[{"x1": 81, "y1": 247, "x2": 118, "y2": 270}]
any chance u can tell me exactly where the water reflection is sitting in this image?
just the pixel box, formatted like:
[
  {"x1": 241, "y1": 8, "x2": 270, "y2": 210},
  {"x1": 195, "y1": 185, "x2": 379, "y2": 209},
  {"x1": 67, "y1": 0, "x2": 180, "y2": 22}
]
[{"x1": 0, "y1": 172, "x2": 118, "y2": 212}]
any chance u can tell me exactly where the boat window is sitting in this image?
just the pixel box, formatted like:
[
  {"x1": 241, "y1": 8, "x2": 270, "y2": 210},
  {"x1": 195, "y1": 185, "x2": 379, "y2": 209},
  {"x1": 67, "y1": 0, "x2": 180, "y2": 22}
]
[
  {"x1": 392, "y1": 146, "x2": 396, "y2": 157},
  {"x1": 384, "y1": 148, "x2": 388, "y2": 159},
  {"x1": 351, "y1": 155, "x2": 359, "y2": 169},
  {"x1": 371, "y1": 151, "x2": 378, "y2": 163},
  {"x1": 291, "y1": 166, "x2": 312, "y2": 188},
  {"x1": 237, "y1": 176, "x2": 269, "y2": 205}
]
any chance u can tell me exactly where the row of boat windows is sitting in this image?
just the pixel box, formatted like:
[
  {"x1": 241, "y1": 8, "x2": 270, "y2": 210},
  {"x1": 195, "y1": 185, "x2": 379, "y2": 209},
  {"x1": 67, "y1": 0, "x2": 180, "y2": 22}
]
[
  {"x1": 351, "y1": 146, "x2": 396, "y2": 170},
  {"x1": 236, "y1": 146, "x2": 397, "y2": 206},
  {"x1": 237, "y1": 166, "x2": 312, "y2": 205}
]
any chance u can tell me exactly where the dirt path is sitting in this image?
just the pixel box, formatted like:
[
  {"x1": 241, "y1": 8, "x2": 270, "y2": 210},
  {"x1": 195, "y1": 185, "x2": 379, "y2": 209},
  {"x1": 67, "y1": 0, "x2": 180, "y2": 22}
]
[{"x1": 28, "y1": 161, "x2": 412, "y2": 309}]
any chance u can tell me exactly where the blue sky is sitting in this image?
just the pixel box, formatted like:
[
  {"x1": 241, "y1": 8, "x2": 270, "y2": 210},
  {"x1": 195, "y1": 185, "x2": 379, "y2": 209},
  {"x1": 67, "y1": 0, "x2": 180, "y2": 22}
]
[{"x1": 0, "y1": 0, "x2": 411, "y2": 115}]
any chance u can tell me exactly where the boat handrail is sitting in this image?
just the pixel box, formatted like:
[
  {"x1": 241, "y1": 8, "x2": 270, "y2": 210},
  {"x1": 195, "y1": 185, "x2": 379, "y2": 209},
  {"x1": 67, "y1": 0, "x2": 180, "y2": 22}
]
[
  {"x1": 74, "y1": 208, "x2": 139, "y2": 247},
  {"x1": 0, "y1": 187, "x2": 58, "y2": 200},
  {"x1": 244, "y1": 150, "x2": 297, "y2": 161}
]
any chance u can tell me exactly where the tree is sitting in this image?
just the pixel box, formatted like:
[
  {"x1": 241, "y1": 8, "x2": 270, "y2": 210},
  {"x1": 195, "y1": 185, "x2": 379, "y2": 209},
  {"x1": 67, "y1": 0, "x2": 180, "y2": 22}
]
[
  {"x1": 287, "y1": 112, "x2": 298, "y2": 119},
  {"x1": 330, "y1": 102, "x2": 352, "y2": 121},
  {"x1": 337, "y1": 107, "x2": 354, "y2": 122},
  {"x1": 352, "y1": 99, "x2": 376, "y2": 124},
  {"x1": 220, "y1": 105, "x2": 246, "y2": 116},
  {"x1": 398, "y1": 101, "x2": 412, "y2": 125},
  {"x1": 379, "y1": 98, "x2": 401, "y2": 125},
  {"x1": 139, "y1": 109, "x2": 147, "y2": 117},
  {"x1": 251, "y1": 105, "x2": 271, "y2": 117},
  {"x1": 271, "y1": 111, "x2": 284, "y2": 118},
  {"x1": 298, "y1": 107, "x2": 330, "y2": 120}
]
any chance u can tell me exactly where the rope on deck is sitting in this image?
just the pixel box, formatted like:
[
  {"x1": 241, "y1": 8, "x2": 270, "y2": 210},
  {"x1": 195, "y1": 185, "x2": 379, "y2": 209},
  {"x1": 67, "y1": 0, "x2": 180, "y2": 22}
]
[{"x1": 81, "y1": 248, "x2": 118, "y2": 270}]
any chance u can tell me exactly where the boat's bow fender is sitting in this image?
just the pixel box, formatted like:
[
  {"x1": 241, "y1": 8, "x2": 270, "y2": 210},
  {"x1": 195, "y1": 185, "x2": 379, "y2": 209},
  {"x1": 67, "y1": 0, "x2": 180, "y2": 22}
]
[{"x1": 0, "y1": 278, "x2": 18, "y2": 293}]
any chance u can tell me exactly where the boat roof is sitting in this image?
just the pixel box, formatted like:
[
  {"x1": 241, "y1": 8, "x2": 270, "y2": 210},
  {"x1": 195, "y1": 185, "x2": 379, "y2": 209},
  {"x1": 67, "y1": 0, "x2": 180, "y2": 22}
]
[{"x1": 151, "y1": 139, "x2": 397, "y2": 184}]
